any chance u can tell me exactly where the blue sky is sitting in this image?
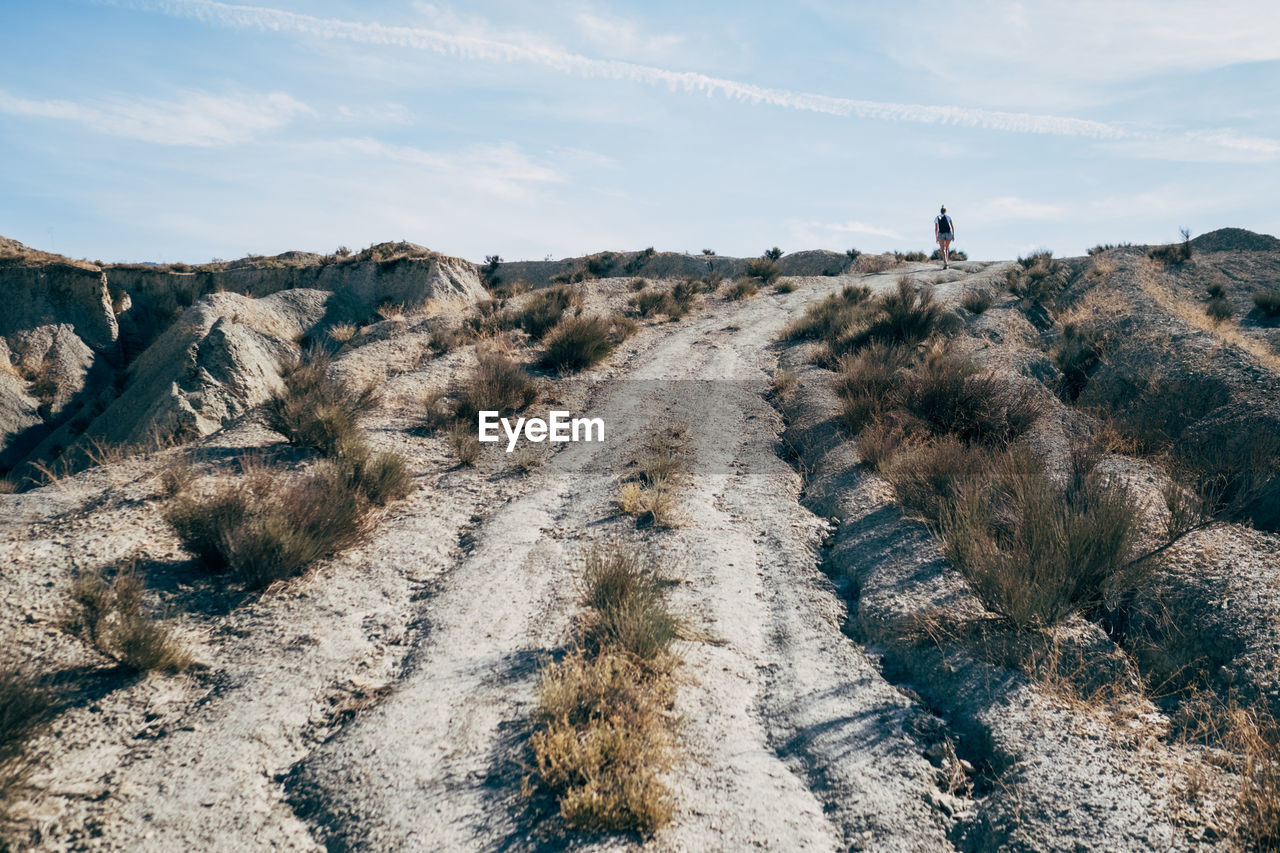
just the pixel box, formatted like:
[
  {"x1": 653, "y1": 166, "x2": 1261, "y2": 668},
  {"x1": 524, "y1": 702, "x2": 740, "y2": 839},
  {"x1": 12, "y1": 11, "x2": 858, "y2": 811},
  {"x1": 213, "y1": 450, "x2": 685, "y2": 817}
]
[{"x1": 1, "y1": 0, "x2": 1277, "y2": 263}]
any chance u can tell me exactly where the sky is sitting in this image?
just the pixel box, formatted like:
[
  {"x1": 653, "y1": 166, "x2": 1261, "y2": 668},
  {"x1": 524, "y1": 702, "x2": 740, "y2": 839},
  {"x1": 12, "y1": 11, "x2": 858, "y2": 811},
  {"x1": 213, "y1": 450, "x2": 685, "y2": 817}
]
[{"x1": 1, "y1": 0, "x2": 1278, "y2": 264}]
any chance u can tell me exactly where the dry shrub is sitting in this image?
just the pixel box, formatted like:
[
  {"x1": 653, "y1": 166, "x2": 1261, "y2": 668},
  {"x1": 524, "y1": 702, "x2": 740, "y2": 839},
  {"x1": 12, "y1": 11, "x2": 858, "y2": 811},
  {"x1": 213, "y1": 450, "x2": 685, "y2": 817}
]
[
  {"x1": 746, "y1": 256, "x2": 781, "y2": 284},
  {"x1": 883, "y1": 438, "x2": 994, "y2": 524},
  {"x1": 449, "y1": 426, "x2": 482, "y2": 466},
  {"x1": 345, "y1": 448, "x2": 414, "y2": 505},
  {"x1": 166, "y1": 460, "x2": 372, "y2": 588},
  {"x1": 581, "y1": 549, "x2": 679, "y2": 663},
  {"x1": 427, "y1": 325, "x2": 463, "y2": 356},
  {"x1": 940, "y1": 450, "x2": 1142, "y2": 628},
  {"x1": 961, "y1": 288, "x2": 995, "y2": 314},
  {"x1": 1079, "y1": 369, "x2": 1230, "y2": 456},
  {"x1": 895, "y1": 347, "x2": 1042, "y2": 447},
  {"x1": 856, "y1": 416, "x2": 910, "y2": 470},
  {"x1": 782, "y1": 284, "x2": 871, "y2": 341},
  {"x1": 0, "y1": 665, "x2": 47, "y2": 825},
  {"x1": 327, "y1": 322, "x2": 358, "y2": 344},
  {"x1": 64, "y1": 565, "x2": 192, "y2": 672},
  {"x1": 726, "y1": 278, "x2": 760, "y2": 300},
  {"x1": 770, "y1": 369, "x2": 798, "y2": 399},
  {"x1": 513, "y1": 286, "x2": 584, "y2": 340},
  {"x1": 541, "y1": 314, "x2": 634, "y2": 372},
  {"x1": 1205, "y1": 297, "x2": 1233, "y2": 323},
  {"x1": 529, "y1": 547, "x2": 680, "y2": 833},
  {"x1": 618, "y1": 482, "x2": 680, "y2": 528},
  {"x1": 855, "y1": 253, "x2": 898, "y2": 273},
  {"x1": 1254, "y1": 291, "x2": 1280, "y2": 318},
  {"x1": 834, "y1": 343, "x2": 913, "y2": 433},
  {"x1": 450, "y1": 351, "x2": 540, "y2": 425},
  {"x1": 530, "y1": 652, "x2": 675, "y2": 832},
  {"x1": 774, "y1": 279, "x2": 797, "y2": 294},
  {"x1": 265, "y1": 351, "x2": 376, "y2": 457},
  {"x1": 829, "y1": 278, "x2": 956, "y2": 359},
  {"x1": 1051, "y1": 322, "x2": 1105, "y2": 401}
]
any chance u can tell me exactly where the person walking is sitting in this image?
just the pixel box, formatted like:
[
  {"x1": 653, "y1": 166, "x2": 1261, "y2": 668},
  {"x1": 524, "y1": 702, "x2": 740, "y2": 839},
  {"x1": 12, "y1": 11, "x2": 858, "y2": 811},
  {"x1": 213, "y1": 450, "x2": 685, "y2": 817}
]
[{"x1": 934, "y1": 205, "x2": 955, "y2": 269}]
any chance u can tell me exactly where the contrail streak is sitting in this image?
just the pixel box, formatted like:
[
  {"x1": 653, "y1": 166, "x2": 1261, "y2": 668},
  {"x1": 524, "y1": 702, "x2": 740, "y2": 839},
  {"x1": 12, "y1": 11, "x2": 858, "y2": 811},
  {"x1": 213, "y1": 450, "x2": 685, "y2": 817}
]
[{"x1": 106, "y1": 0, "x2": 1132, "y2": 140}]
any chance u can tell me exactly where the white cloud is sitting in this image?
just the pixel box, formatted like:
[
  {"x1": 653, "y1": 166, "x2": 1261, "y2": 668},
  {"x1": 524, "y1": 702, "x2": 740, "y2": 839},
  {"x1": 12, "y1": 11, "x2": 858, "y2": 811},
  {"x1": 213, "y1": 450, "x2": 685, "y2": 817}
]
[
  {"x1": 1105, "y1": 129, "x2": 1280, "y2": 164},
  {"x1": 574, "y1": 11, "x2": 684, "y2": 60},
  {"x1": 880, "y1": 0, "x2": 1280, "y2": 111},
  {"x1": 790, "y1": 220, "x2": 903, "y2": 248},
  {"x1": 107, "y1": 0, "x2": 1132, "y2": 139},
  {"x1": 971, "y1": 197, "x2": 1067, "y2": 223},
  {"x1": 900, "y1": 1, "x2": 1280, "y2": 84},
  {"x1": 299, "y1": 137, "x2": 563, "y2": 199},
  {"x1": 0, "y1": 87, "x2": 311, "y2": 146}
]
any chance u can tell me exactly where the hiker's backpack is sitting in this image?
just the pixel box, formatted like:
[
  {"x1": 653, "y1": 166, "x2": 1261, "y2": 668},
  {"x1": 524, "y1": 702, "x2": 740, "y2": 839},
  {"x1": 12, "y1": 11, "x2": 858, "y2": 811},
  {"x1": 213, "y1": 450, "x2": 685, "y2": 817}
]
[{"x1": 937, "y1": 215, "x2": 951, "y2": 233}]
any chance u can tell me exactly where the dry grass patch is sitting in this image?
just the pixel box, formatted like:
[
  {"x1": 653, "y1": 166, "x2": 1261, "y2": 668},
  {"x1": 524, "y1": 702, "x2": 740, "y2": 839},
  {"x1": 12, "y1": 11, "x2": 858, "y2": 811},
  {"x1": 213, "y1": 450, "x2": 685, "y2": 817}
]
[
  {"x1": 1, "y1": 666, "x2": 49, "y2": 825},
  {"x1": 528, "y1": 547, "x2": 680, "y2": 834},
  {"x1": 726, "y1": 278, "x2": 760, "y2": 300},
  {"x1": 265, "y1": 351, "x2": 377, "y2": 458},
  {"x1": 449, "y1": 425, "x2": 482, "y2": 466},
  {"x1": 618, "y1": 428, "x2": 686, "y2": 528},
  {"x1": 541, "y1": 314, "x2": 635, "y2": 372},
  {"x1": 166, "y1": 460, "x2": 374, "y2": 588},
  {"x1": 449, "y1": 350, "x2": 540, "y2": 426},
  {"x1": 64, "y1": 564, "x2": 193, "y2": 673},
  {"x1": 940, "y1": 449, "x2": 1143, "y2": 628},
  {"x1": 961, "y1": 287, "x2": 995, "y2": 314}
]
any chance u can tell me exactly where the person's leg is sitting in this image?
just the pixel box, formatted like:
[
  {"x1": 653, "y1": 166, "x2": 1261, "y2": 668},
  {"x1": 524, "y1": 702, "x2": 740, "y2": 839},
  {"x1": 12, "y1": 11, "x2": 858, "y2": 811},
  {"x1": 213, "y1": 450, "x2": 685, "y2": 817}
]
[{"x1": 942, "y1": 239, "x2": 950, "y2": 267}]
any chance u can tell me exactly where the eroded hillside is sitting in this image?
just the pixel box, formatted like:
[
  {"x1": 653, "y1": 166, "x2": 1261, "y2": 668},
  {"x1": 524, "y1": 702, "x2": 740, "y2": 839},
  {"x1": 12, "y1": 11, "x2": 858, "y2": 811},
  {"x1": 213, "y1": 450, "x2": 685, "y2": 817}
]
[{"x1": 1, "y1": 233, "x2": 1278, "y2": 851}]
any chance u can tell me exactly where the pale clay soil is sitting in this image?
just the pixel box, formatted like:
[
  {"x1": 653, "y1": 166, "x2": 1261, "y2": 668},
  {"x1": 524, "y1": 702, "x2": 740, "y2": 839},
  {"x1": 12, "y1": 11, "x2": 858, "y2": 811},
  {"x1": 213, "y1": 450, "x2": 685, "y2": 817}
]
[{"x1": 0, "y1": 261, "x2": 1269, "y2": 851}]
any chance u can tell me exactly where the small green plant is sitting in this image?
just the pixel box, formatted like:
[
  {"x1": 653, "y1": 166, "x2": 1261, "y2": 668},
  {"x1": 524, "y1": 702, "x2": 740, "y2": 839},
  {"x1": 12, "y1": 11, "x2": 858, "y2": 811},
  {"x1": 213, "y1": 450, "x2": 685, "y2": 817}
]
[{"x1": 763, "y1": 247, "x2": 784, "y2": 261}]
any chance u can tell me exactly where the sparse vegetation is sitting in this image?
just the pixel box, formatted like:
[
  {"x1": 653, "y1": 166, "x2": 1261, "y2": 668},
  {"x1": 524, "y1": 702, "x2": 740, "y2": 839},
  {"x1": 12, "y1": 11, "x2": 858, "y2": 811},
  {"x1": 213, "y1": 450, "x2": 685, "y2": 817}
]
[
  {"x1": 1206, "y1": 297, "x2": 1233, "y2": 323},
  {"x1": 166, "y1": 459, "x2": 373, "y2": 589},
  {"x1": 64, "y1": 565, "x2": 193, "y2": 672},
  {"x1": 726, "y1": 278, "x2": 760, "y2": 300},
  {"x1": 450, "y1": 425, "x2": 482, "y2": 466},
  {"x1": 630, "y1": 278, "x2": 697, "y2": 320},
  {"x1": 264, "y1": 351, "x2": 377, "y2": 458},
  {"x1": 450, "y1": 351, "x2": 540, "y2": 426},
  {"x1": 618, "y1": 429, "x2": 685, "y2": 528},
  {"x1": 930, "y1": 248, "x2": 968, "y2": 262},
  {"x1": 541, "y1": 314, "x2": 634, "y2": 371},
  {"x1": 745, "y1": 257, "x2": 780, "y2": 285},
  {"x1": 528, "y1": 547, "x2": 679, "y2": 832},
  {"x1": 961, "y1": 288, "x2": 995, "y2": 314},
  {"x1": 774, "y1": 279, "x2": 797, "y2": 294},
  {"x1": 763, "y1": 247, "x2": 783, "y2": 262},
  {"x1": 1253, "y1": 291, "x2": 1280, "y2": 317},
  {"x1": 1051, "y1": 322, "x2": 1105, "y2": 401},
  {"x1": 0, "y1": 665, "x2": 48, "y2": 825}
]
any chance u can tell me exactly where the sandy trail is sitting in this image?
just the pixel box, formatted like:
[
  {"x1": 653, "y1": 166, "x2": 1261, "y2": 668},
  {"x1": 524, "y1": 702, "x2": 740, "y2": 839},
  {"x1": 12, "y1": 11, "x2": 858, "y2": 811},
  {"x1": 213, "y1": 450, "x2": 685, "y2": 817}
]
[{"x1": 288, "y1": 271, "x2": 960, "y2": 851}]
